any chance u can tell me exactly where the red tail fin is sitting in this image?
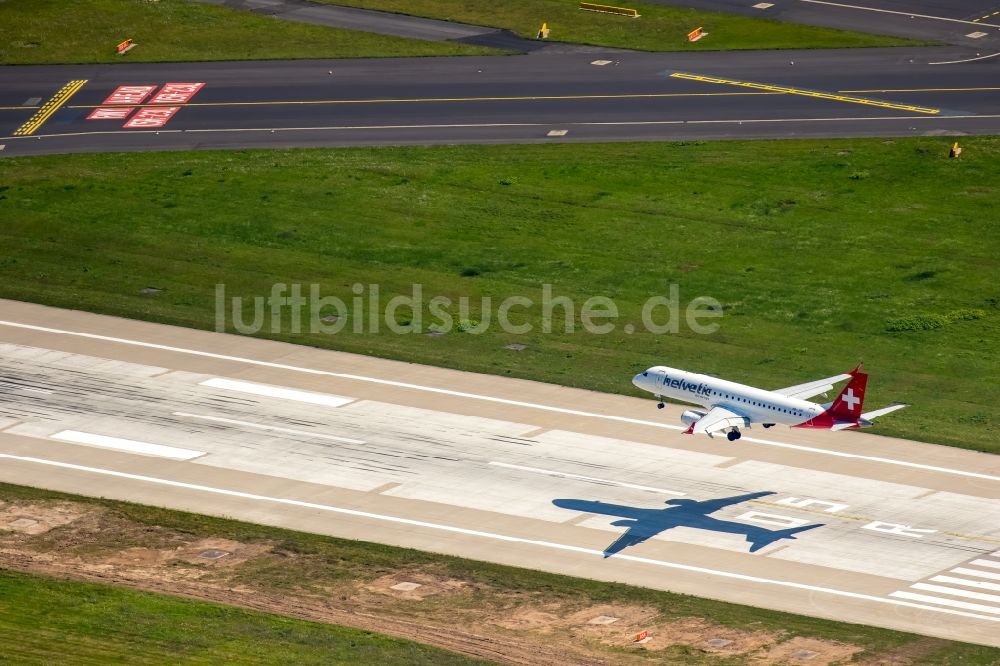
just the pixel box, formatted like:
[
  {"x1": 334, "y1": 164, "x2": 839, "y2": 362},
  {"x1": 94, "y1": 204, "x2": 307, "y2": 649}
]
[{"x1": 827, "y1": 365, "x2": 867, "y2": 420}]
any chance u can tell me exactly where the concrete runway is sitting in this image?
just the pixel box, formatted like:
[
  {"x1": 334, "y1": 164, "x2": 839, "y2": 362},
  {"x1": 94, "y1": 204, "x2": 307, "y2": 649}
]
[
  {"x1": 2, "y1": 47, "x2": 998, "y2": 156},
  {"x1": 1, "y1": 299, "x2": 998, "y2": 646}
]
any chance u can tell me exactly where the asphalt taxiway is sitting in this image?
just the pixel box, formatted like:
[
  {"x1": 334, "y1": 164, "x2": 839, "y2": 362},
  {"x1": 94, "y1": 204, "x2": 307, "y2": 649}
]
[
  {"x1": 1, "y1": 299, "x2": 998, "y2": 646},
  {"x1": 647, "y1": 0, "x2": 1000, "y2": 47},
  {"x1": 2, "y1": 47, "x2": 998, "y2": 156}
]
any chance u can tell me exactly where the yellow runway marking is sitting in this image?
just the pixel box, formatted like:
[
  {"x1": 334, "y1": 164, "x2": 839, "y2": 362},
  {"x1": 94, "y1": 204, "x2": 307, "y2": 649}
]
[
  {"x1": 672, "y1": 72, "x2": 940, "y2": 115},
  {"x1": 13, "y1": 80, "x2": 88, "y2": 136}
]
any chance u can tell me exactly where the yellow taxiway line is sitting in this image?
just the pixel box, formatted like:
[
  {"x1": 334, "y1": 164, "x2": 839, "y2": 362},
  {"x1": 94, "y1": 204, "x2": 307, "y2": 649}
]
[
  {"x1": 12, "y1": 79, "x2": 88, "y2": 136},
  {"x1": 671, "y1": 72, "x2": 940, "y2": 115}
]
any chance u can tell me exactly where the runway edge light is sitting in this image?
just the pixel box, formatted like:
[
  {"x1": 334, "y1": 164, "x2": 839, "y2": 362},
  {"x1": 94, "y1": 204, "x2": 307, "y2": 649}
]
[
  {"x1": 950, "y1": 142, "x2": 962, "y2": 158},
  {"x1": 537, "y1": 22, "x2": 551, "y2": 39}
]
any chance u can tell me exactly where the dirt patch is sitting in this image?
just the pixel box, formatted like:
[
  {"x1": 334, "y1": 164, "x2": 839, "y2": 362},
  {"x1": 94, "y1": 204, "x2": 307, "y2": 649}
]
[
  {"x1": 0, "y1": 501, "x2": 87, "y2": 536},
  {"x1": 366, "y1": 572, "x2": 470, "y2": 600},
  {"x1": 637, "y1": 616, "x2": 777, "y2": 654},
  {"x1": 491, "y1": 604, "x2": 564, "y2": 633},
  {"x1": 756, "y1": 636, "x2": 863, "y2": 665}
]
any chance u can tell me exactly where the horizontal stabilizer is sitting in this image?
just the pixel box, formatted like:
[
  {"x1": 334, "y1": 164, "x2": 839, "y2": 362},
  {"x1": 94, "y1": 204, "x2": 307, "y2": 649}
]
[
  {"x1": 774, "y1": 373, "x2": 851, "y2": 400},
  {"x1": 861, "y1": 403, "x2": 909, "y2": 420}
]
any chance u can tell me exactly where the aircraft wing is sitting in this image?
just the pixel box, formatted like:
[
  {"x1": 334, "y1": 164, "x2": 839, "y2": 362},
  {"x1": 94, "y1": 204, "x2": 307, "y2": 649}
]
[
  {"x1": 773, "y1": 373, "x2": 851, "y2": 400},
  {"x1": 692, "y1": 405, "x2": 750, "y2": 436}
]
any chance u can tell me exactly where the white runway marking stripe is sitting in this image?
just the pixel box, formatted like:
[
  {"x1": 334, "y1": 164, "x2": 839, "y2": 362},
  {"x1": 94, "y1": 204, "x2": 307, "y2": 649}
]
[
  {"x1": 173, "y1": 411, "x2": 365, "y2": 445},
  {"x1": 2, "y1": 319, "x2": 999, "y2": 483},
  {"x1": 931, "y1": 575, "x2": 1000, "y2": 593},
  {"x1": 953, "y1": 567, "x2": 1000, "y2": 581},
  {"x1": 911, "y1": 583, "x2": 1000, "y2": 604},
  {"x1": 890, "y1": 591, "x2": 1000, "y2": 615},
  {"x1": 50, "y1": 430, "x2": 205, "y2": 461},
  {"x1": 489, "y1": 461, "x2": 685, "y2": 495},
  {"x1": 971, "y1": 559, "x2": 1000, "y2": 570},
  {"x1": 1, "y1": 451, "x2": 1000, "y2": 625},
  {"x1": 200, "y1": 377, "x2": 353, "y2": 407}
]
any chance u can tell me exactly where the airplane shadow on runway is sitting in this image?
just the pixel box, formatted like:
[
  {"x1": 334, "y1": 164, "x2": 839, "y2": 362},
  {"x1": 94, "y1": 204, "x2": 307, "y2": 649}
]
[{"x1": 552, "y1": 491, "x2": 823, "y2": 558}]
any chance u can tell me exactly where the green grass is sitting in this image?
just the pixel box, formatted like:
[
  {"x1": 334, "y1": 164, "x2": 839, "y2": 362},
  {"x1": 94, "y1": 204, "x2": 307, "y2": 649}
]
[
  {"x1": 0, "y1": 139, "x2": 998, "y2": 452},
  {"x1": 0, "y1": 0, "x2": 498, "y2": 65},
  {"x1": 3, "y1": 482, "x2": 999, "y2": 664},
  {"x1": 317, "y1": 0, "x2": 923, "y2": 50},
  {"x1": 0, "y1": 569, "x2": 490, "y2": 665}
]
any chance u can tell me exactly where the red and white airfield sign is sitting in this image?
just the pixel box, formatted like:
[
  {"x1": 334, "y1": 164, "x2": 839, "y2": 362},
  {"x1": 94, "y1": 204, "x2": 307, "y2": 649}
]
[
  {"x1": 102, "y1": 85, "x2": 157, "y2": 106},
  {"x1": 86, "y1": 107, "x2": 134, "y2": 120},
  {"x1": 86, "y1": 82, "x2": 205, "y2": 127},
  {"x1": 149, "y1": 83, "x2": 204, "y2": 105},
  {"x1": 123, "y1": 107, "x2": 181, "y2": 129}
]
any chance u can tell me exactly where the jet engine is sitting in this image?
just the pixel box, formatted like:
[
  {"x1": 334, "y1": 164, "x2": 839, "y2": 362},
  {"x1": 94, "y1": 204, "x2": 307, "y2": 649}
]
[{"x1": 680, "y1": 409, "x2": 706, "y2": 427}]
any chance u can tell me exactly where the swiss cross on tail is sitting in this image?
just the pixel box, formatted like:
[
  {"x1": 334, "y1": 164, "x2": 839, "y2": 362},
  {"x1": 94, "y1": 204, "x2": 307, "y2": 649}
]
[{"x1": 828, "y1": 364, "x2": 867, "y2": 419}]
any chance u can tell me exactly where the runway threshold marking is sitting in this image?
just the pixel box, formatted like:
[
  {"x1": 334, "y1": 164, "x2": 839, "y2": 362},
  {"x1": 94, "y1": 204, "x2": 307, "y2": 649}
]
[
  {"x1": 13, "y1": 79, "x2": 87, "y2": 136},
  {"x1": 671, "y1": 72, "x2": 940, "y2": 115},
  {"x1": 1, "y1": 451, "x2": 998, "y2": 625},
  {"x1": 1, "y1": 318, "x2": 999, "y2": 484}
]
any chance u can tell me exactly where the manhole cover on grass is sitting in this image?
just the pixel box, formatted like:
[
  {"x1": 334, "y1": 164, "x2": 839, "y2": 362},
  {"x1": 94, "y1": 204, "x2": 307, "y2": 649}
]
[
  {"x1": 140, "y1": 287, "x2": 163, "y2": 295},
  {"x1": 8, "y1": 518, "x2": 37, "y2": 529},
  {"x1": 792, "y1": 650, "x2": 818, "y2": 661},
  {"x1": 425, "y1": 331, "x2": 446, "y2": 337},
  {"x1": 588, "y1": 615, "x2": 620, "y2": 625},
  {"x1": 504, "y1": 343, "x2": 527, "y2": 351},
  {"x1": 199, "y1": 549, "x2": 231, "y2": 560},
  {"x1": 704, "y1": 638, "x2": 733, "y2": 648},
  {"x1": 390, "y1": 582, "x2": 422, "y2": 592}
]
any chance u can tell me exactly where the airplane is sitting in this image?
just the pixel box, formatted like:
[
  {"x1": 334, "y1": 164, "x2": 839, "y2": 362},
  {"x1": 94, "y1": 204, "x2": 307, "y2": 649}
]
[
  {"x1": 632, "y1": 363, "x2": 906, "y2": 441},
  {"x1": 553, "y1": 491, "x2": 822, "y2": 557}
]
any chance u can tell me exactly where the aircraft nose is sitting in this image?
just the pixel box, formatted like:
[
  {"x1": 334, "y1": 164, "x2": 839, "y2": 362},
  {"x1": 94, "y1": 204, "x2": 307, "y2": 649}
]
[{"x1": 632, "y1": 371, "x2": 650, "y2": 390}]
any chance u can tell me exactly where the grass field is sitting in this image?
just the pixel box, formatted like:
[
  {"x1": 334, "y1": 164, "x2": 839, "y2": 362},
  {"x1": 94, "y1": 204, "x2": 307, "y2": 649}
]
[
  {"x1": 0, "y1": 0, "x2": 497, "y2": 65},
  {"x1": 0, "y1": 139, "x2": 997, "y2": 452},
  {"x1": 0, "y1": 569, "x2": 490, "y2": 665},
  {"x1": 3, "y1": 482, "x2": 1000, "y2": 664},
  {"x1": 318, "y1": 0, "x2": 922, "y2": 50}
]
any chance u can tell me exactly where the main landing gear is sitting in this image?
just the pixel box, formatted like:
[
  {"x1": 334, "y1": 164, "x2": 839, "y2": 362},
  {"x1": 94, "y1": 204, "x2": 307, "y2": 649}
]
[
  {"x1": 726, "y1": 429, "x2": 742, "y2": 442},
  {"x1": 763, "y1": 423, "x2": 775, "y2": 429}
]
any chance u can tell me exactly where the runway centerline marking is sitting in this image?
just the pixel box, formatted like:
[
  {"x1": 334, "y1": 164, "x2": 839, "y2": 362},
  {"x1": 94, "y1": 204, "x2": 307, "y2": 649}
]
[
  {"x1": 2, "y1": 450, "x2": 999, "y2": 624},
  {"x1": 489, "y1": 461, "x2": 686, "y2": 495},
  {"x1": 671, "y1": 72, "x2": 940, "y2": 115},
  {"x1": 1, "y1": 318, "x2": 998, "y2": 483},
  {"x1": 64, "y1": 90, "x2": 779, "y2": 111},
  {"x1": 13, "y1": 79, "x2": 87, "y2": 136},
  {"x1": 799, "y1": 0, "x2": 1000, "y2": 27},
  {"x1": 173, "y1": 411, "x2": 365, "y2": 445}
]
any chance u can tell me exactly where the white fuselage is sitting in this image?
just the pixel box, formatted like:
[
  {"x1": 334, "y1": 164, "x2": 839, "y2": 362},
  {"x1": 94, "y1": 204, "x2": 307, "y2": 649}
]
[{"x1": 632, "y1": 366, "x2": 823, "y2": 426}]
